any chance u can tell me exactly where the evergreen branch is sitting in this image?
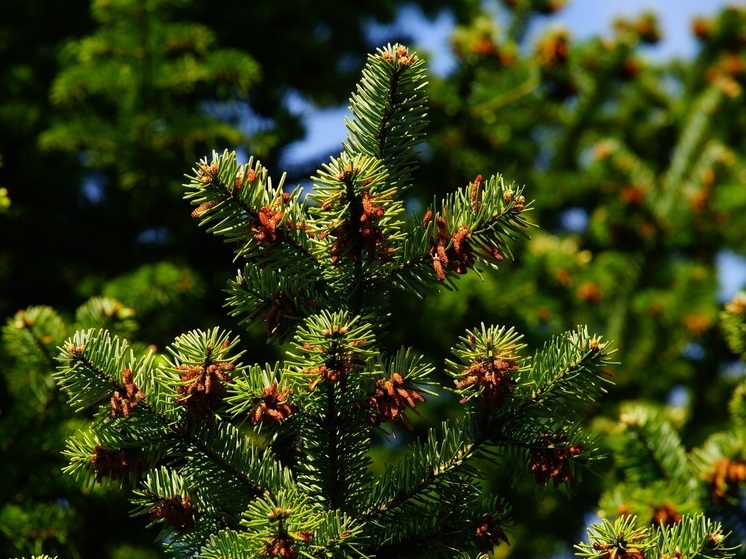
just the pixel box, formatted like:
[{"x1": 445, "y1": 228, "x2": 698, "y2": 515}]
[
  {"x1": 243, "y1": 486, "x2": 366, "y2": 558},
  {"x1": 73, "y1": 297, "x2": 138, "y2": 339},
  {"x1": 361, "y1": 448, "x2": 512, "y2": 557},
  {"x1": 369, "y1": 492, "x2": 482, "y2": 558},
  {"x1": 284, "y1": 312, "x2": 377, "y2": 512},
  {"x1": 130, "y1": 466, "x2": 228, "y2": 555},
  {"x1": 445, "y1": 323, "x2": 526, "y2": 408},
  {"x1": 689, "y1": 431, "x2": 746, "y2": 506},
  {"x1": 159, "y1": 329, "x2": 293, "y2": 501},
  {"x1": 284, "y1": 311, "x2": 378, "y2": 392},
  {"x1": 514, "y1": 326, "x2": 614, "y2": 420},
  {"x1": 184, "y1": 149, "x2": 316, "y2": 264},
  {"x1": 175, "y1": 422, "x2": 287, "y2": 517},
  {"x1": 575, "y1": 514, "x2": 739, "y2": 559},
  {"x1": 307, "y1": 511, "x2": 367, "y2": 558},
  {"x1": 448, "y1": 327, "x2": 616, "y2": 491},
  {"x1": 658, "y1": 514, "x2": 740, "y2": 559},
  {"x1": 359, "y1": 327, "x2": 610, "y2": 527},
  {"x1": 659, "y1": 85, "x2": 723, "y2": 220},
  {"x1": 61, "y1": 428, "x2": 150, "y2": 489},
  {"x1": 369, "y1": 173, "x2": 531, "y2": 295},
  {"x1": 358, "y1": 416, "x2": 488, "y2": 523},
  {"x1": 308, "y1": 153, "x2": 402, "y2": 310},
  {"x1": 71, "y1": 415, "x2": 279, "y2": 527},
  {"x1": 55, "y1": 328, "x2": 145, "y2": 412},
  {"x1": 498, "y1": 423, "x2": 599, "y2": 493},
  {"x1": 55, "y1": 329, "x2": 291, "y2": 520},
  {"x1": 659, "y1": 139, "x2": 731, "y2": 233},
  {"x1": 1, "y1": 307, "x2": 68, "y2": 456},
  {"x1": 343, "y1": 44, "x2": 428, "y2": 194},
  {"x1": 43, "y1": 40, "x2": 730, "y2": 558},
  {"x1": 224, "y1": 362, "x2": 287, "y2": 423},
  {"x1": 292, "y1": 386, "x2": 374, "y2": 514},
  {"x1": 325, "y1": 383, "x2": 343, "y2": 510},
  {"x1": 225, "y1": 264, "x2": 328, "y2": 343},
  {"x1": 574, "y1": 515, "x2": 653, "y2": 559},
  {"x1": 446, "y1": 334, "x2": 596, "y2": 491},
  {"x1": 609, "y1": 403, "x2": 689, "y2": 486},
  {"x1": 201, "y1": 489, "x2": 367, "y2": 559},
  {"x1": 4, "y1": 306, "x2": 65, "y2": 372},
  {"x1": 363, "y1": 203, "x2": 455, "y2": 296},
  {"x1": 596, "y1": 479, "x2": 703, "y2": 526}
]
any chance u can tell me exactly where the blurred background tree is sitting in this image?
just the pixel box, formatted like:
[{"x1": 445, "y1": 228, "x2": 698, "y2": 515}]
[
  {"x1": 397, "y1": 1, "x2": 746, "y2": 556},
  {"x1": 1, "y1": 0, "x2": 745, "y2": 557}
]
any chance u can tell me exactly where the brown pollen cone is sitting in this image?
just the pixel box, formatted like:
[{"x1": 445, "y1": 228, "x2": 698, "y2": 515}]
[
  {"x1": 456, "y1": 356, "x2": 518, "y2": 408},
  {"x1": 149, "y1": 494, "x2": 197, "y2": 532},
  {"x1": 110, "y1": 368, "x2": 146, "y2": 419},
  {"x1": 251, "y1": 381, "x2": 296, "y2": 425},
  {"x1": 703, "y1": 457, "x2": 746, "y2": 502},
  {"x1": 176, "y1": 360, "x2": 235, "y2": 421},
  {"x1": 474, "y1": 513, "x2": 510, "y2": 551},
  {"x1": 366, "y1": 372, "x2": 425, "y2": 434},
  {"x1": 529, "y1": 434, "x2": 584, "y2": 490}
]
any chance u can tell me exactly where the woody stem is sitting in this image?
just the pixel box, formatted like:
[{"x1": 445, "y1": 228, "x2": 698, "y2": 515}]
[
  {"x1": 345, "y1": 175, "x2": 365, "y2": 317},
  {"x1": 325, "y1": 382, "x2": 342, "y2": 510}
]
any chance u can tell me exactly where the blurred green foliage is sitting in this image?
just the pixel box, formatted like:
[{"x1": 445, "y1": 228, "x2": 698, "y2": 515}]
[{"x1": 402, "y1": 1, "x2": 746, "y2": 555}]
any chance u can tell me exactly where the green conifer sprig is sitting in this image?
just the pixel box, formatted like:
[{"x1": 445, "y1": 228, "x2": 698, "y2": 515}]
[
  {"x1": 343, "y1": 44, "x2": 428, "y2": 193},
  {"x1": 595, "y1": 323, "x2": 745, "y2": 537},
  {"x1": 54, "y1": 326, "x2": 301, "y2": 546},
  {"x1": 184, "y1": 153, "x2": 304, "y2": 260},
  {"x1": 359, "y1": 417, "x2": 486, "y2": 521},
  {"x1": 519, "y1": 326, "x2": 614, "y2": 418},
  {"x1": 575, "y1": 514, "x2": 739, "y2": 559},
  {"x1": 74, "y1": 297, "x2": 138, "y2": 338},
  {"x1": 3, "y1": 307, "x2": 67, "y2": 375},
  {"x1": 596, "y1": 415, "x2": 746, "y2": 540},
  {"x1": 0, "y1": 298, "x2": 150, "y2": 555},
  {"x1": 658, "y1": 514, "x2": 740, "y2": 559},
  {"x1": 689, "y1": 431, "x2": 745, "y2": 505},
  {"x1": 369, "y1": 172, "x2": 530, "y2": 296},
  {"x1": 55, "y1": 328, "x2": 148, "y2": 413},
  {"x1": 609, "y1": 403, "x2": 690, "y2": 485},
  {"x1": 223, "y1": 362, "x2": 285, "y2": 421},
  {"x1": 721, "y1": 291, "x2": 746, "y2": 356}
]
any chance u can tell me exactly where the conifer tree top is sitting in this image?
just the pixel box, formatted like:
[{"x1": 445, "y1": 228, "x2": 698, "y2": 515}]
[{"x1": 47, "y1": 43, "x2": 739, "y2": 559}]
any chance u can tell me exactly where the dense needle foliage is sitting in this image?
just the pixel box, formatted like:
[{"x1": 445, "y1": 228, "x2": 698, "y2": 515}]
[{"x1": 46, "y1": 44, "x2": 740, "y2": 559}]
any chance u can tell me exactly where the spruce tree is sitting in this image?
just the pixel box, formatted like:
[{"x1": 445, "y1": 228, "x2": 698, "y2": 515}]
[{"x1": 47, "y1": 43, "x2": 739, "y2": 559}]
